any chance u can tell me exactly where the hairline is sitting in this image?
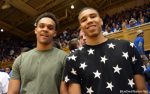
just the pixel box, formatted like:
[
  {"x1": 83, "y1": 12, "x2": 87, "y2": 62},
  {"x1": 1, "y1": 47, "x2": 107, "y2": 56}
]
[{"x1": 78, "y1": 7, "x2": 99, "y2": 21}]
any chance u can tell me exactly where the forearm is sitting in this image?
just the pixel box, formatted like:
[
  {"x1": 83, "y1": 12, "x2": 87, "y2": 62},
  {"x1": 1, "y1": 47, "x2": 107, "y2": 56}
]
[
  {"x1": 68, "y1": 83, "x2": 81, "y2": 94},
  {"x1": 134, "y1": 74, "x2": 148, "y2": 94},
  {"x1": 8, "y1": 80, "x2": 20, "y2": 94},
  {"x1": 60, "y1": 81, "x2": 68, "y2": 94}
]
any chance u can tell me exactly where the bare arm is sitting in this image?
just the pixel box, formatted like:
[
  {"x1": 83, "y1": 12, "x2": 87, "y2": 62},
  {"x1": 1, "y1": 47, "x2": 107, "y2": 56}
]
[
  {"x1": 68, "y1": 83, "x2": 81, "y2": 94},
  {"x1": 60, "y1": 81, "x2": 68, "y2": 94},
  {"x1": 134, "y1": 74, "x2": 148, "y2": 94},
  {"x1": 8, "y1": 79, "x2": 21, "y2": 94}
]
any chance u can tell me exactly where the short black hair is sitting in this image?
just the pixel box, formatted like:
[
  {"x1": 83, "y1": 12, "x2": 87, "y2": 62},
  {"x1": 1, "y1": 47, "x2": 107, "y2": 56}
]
[
  {"x1": 69, "y1": 38, "x2": 79, "y2": 51},
  {"x1": 35, "y1": 12, "x2": 59, "y2": 30},
  {"x1": 78, "y1": 7, "x2": 99, "y2": 20}
]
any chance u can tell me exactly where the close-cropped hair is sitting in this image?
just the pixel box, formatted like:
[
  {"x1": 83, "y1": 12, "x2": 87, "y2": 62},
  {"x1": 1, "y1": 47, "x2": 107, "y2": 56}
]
[
  {"x1": 34, "y1": 12, "x2": 59, "y2": 30},
  {"x1": 78, "y1": 7, "x2": 99, "y2": 19}
]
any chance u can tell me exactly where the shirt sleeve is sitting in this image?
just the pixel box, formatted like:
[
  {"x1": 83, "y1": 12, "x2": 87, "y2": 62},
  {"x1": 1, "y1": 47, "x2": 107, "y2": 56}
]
[
  {"x1": 63, "y1": 52, "x2": 81, "y2": 84},
  {"x1": 11, "y1": 55, "x2": 22, "y2": 80},
  {"x1": 128, "y1": 42, "x2": 144, "y2": 75},
  {"x1": 137, "y1": 38, "x2": 145, "y2": 55}
]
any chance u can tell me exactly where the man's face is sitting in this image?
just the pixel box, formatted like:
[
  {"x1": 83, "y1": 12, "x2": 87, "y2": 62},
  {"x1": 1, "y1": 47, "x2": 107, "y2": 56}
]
[
  {"x1": 79, "y1": 9, "x2": 102, "y2": 38},
  {"x1": 35, "y1": 17, "x2": 56, "y2": 45},
  {"x1": 5, "y1": 68, "x2": 10, "y2": 74}
]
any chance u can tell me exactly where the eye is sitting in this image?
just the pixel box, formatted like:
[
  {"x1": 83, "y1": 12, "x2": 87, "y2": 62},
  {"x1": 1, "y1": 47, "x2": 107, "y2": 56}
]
[
  {"x1": 38, "y1": 23, "x2": 45, "y2": 28},
  {"x1": 79, "y1": 36, "x2": 83, "y2": 39},
  {"x1": 90, "y1": 14, "x2": 97, "y2": 18},
  {"x1": 80, "y1": 17, "x2": 87, "y2": 23},
  {"x1": 47, "y1": 25, "x2": 55, "y2": 30}
]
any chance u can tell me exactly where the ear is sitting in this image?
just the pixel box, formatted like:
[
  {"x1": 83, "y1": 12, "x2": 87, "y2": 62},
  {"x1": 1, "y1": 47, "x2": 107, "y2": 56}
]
[{"x1": 34, "y1": 28, "x2": 37, "y2": 35}]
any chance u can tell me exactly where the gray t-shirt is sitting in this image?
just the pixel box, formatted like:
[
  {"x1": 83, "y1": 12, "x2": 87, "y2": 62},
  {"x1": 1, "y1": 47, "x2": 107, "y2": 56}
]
[{"x1": 11, "y1": 47, "x2": 67, "y2": 94}]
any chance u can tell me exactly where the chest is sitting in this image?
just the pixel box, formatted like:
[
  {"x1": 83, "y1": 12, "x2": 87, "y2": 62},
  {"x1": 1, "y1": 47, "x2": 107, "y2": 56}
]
[{"x1": 20, "y1": 54, "x2": 63, "y2": 80}]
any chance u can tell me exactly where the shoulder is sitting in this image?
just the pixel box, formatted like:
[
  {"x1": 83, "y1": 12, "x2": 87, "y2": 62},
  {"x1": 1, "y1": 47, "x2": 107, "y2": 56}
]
[
  {"x1": 109, "y1": 39, "x2": 130, "y2": 44},
  {"x1": 109, "y1": 39, "x2": 131, "y2": 46},
  {"x1": 14, "y1": 49, "x2": 35, "y2": 63},
  {"x1": 21, "y1": 48, "x2": 36, "y2": 56},
  {"x1": 0, "y1": 72, "x2": 10, "y2": 79},
  {"x1": 67, "y1": 46, "x2": 84, "y2": 59}
]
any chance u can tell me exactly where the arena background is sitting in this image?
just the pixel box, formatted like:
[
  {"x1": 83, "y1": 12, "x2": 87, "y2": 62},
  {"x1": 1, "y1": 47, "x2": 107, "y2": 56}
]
[{"x1": 0, "y1": 0, "x2": 150, "y2": 68}]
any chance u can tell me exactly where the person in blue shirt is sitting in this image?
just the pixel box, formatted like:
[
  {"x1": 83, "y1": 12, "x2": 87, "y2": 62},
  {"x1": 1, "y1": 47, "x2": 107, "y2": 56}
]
[{"x1": 134, "y1": 30, "x2": 149, "y2": 66}]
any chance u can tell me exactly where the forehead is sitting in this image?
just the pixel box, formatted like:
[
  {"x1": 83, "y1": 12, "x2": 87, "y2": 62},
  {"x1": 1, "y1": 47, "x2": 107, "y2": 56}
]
[
  {"x1": 38, "y1": 17, "x2": 55, "y2": 25},
  {"x1": 79, "y1": 9, "x2": 99, "y2": 20}
]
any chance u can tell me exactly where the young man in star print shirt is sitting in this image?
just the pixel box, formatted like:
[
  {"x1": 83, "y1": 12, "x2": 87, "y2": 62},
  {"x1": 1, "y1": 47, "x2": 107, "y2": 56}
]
[{"x1": 63, "y1": 7, "x2": 148, "y2": 94}]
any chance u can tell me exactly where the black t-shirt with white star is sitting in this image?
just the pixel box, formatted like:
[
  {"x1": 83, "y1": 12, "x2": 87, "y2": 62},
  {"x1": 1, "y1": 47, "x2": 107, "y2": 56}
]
[{"x1": 63, "y1": 39, "x2": 145, "y2": 94}]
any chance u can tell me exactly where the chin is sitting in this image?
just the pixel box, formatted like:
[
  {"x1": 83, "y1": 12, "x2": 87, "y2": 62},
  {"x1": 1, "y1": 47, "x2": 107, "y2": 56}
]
[
  {"x1": 88, "y1": 32, "x2": 100, "y2": 37},
  {"x1": 39, "y1": 40, "x2": 51, "y2": 45}
]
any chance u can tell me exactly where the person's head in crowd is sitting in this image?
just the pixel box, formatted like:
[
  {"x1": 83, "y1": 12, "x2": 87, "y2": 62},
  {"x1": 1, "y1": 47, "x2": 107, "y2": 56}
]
[
  {"x1": 78, "y1": 7, "x2": 105, "y2": 45},
  {"x1": 137, "y1": 30, "x2": 144, "y2": 37},
  {"x1": 140, "y1": 18, "x2": 145, "y2": 24},
  {"x1": 79, "y1": 29, "x2": 86, "y2": 46},
  {"x1": 53, "y1": 41, "x2": 61, "y2": 49},
  {"x1": 34, "y1": 12, "x2": 58, "y2": 50},
  {"x1": 5, "y1": 66, "x2": 12, "y2": 74},
  {"x1": 129, "y1": 18, "x2": 137, "y2": 27},
  {"x1": 69, "y1": 38, "x2": 79, "y2": 51}
]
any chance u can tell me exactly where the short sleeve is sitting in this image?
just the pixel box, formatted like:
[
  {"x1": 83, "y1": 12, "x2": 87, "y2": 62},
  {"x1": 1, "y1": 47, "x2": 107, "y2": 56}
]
[
  {"x1": 63, "y1": 52, "x2": 81, "y2": 84},
  {"x1": 11, "y1": 55, "x2": 22, "y2": 80},
  {"x1": 128, "y1": 42, "x2": 144, "y2": 75}
]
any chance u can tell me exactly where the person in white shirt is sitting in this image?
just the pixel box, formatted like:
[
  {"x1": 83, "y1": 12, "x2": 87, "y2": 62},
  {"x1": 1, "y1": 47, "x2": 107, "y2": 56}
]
[{"x1": 0, "y1": 72, "x2": 10, "y2": 94}]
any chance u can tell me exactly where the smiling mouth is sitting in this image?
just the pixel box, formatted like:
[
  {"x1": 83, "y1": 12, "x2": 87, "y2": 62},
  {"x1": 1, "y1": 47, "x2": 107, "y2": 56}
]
[
  {"x1": 87, "y1": 25, "x2": 96, "y2": 29},
  {"x1": 40, "y1": 34, "x2": 49, "y2": 38}
]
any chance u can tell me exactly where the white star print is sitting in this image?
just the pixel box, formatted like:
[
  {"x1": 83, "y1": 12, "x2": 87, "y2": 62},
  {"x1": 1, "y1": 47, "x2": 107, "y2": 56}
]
[
  {"x1": 100, "y1": 55, "x2": 108, "y2": 64},
  {"x1": 113, "y1": 64, "x2": 122, "y2": 74},
  {"x1": 78, "y1": 46, "x2": 84, "y2": 51},
  {"x1": 87, "y1": 48, "x2": 94, "y2": 55},
  {"x1": 86, "y1": 86, "x2": 94, "y2": 94},
  {"x1": 71, "y1": 68, "x2": 77, "y2": 75},
  {"x1": 108, "y1": 43, "x2": 115, "y2": 49},
  {"x1": 122, "y1": 52, "x2": 129, "y2": 60},
  {"x1": 67, "y1": 56, "x2": 71, "y2": 60},
  {"x1": 93, "y1": 70, "x2": 101, "y2": 79},
  {"x1": 130, "y1": 42, "x2": 134, "y2": 48},
  {"x1": 65, "y1": 76, "x2": 70, "y2": 83},
  {"x1": 106, "y1": 82, "x2": 114, "y2": 91},
  {"x1": 128, "y1": 79, "x2": 135, "y2": 88},
  {"x1": 80, "y1": 62, "x2": 88, "y2": 70},
  {"x1": 132, "y1": 56, "x2": 137, "y2": 63},
  {"x1": 70, "y1": 55, "x2": 77, "y2": 61},
  {"x1": 142, "y1": 65, "x2": 147, "y2": 71}
]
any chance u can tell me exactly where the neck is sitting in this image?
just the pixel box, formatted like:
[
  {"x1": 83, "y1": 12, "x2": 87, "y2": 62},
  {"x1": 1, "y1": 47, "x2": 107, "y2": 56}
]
[
  {"x1": 86, "y1": 33, "x2": 108, "y2": 45},
  {"x1": 36, "y1": 42, "x2": 53, "y2": 51}
]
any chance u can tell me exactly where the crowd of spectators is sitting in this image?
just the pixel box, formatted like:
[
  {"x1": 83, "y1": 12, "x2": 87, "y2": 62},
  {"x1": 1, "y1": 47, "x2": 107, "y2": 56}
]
[
  {"x1": 0, "y1": 3, "x2": 150, "y2": 64},
  {"x1": 0, "y1": 38, "x2": 35, "y2": 64},
  {"x1": 102, "y1": 4, "x2": 150, "y2": 35}
]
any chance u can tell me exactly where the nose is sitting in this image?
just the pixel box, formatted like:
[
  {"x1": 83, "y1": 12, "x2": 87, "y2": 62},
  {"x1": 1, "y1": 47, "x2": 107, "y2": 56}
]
[
  {"x1": 83, "y1": 35, "x2": 86, "y2": 40},
  {"x1": 41, "y1": 26, "x2": 49, "y2": 33},
  {"x1": 87, "y1": 17, "x2": 93, "y2": 24}
]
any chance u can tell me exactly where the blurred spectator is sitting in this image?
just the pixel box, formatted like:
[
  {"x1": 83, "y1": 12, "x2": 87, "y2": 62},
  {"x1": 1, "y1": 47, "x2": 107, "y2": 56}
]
[
  {"x1": 134, "y1": 30, "x2": 149, "y2": 66},
  {"x1": 79, "y1": 29, "x2": 86, "y2": 46},
  {"x1": 69, "y1": 38, "x2": 79, "y2": 52},
  {"x1": 5, "y1": 66, "x2": 12, "y2": 74},
  {"x1": 0, "y1": 71, "x2": 10, "y2": 94},
  {"x1": 129, "y1": 18, "x2": 137, "y2": 28}
]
